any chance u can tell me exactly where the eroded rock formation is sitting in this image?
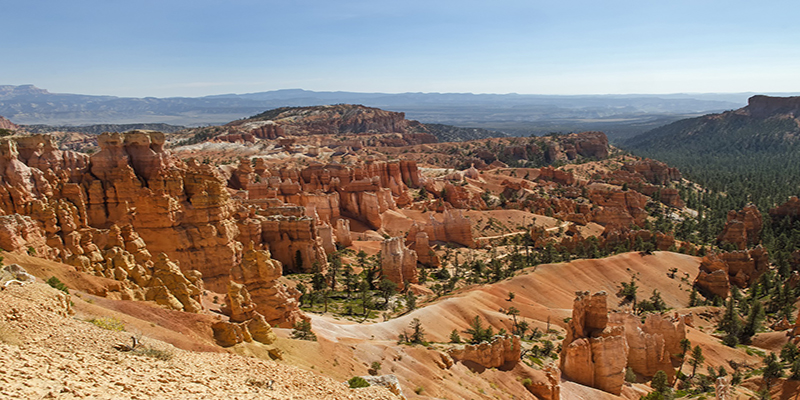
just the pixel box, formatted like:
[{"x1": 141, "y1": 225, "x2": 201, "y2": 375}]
[
  {"x1": 560, "y1": 291, "x2": 628, "y2": 395},
  {"x1": 608, "y1": 313, "x2": 685, "y2": 382},
  {"x1": 229, "y1": 244, "x2": 303, "y2": 327},
  {"x1": 407, "y1": 208, "x2": 476, "y2": 248},
  {"x1": 717, "y1": 205, "x2": 762, "y2": 250},
  {"x1": 694, "y1": 247, "x2": 769, "y2": 299},
  {"x1": 447, "y1": 335, "x2": 521, "y2": 369},
  {"x1": 381, "y1": 237, "x2": 418, "y2": 290}
]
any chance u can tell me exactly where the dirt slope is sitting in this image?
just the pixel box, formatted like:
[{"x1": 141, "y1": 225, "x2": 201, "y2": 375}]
[{"x1": 0, "y1": 282, "x2": 398, "y2": 400}]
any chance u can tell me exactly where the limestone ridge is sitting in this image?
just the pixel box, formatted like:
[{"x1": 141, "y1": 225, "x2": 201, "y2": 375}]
[{"x1": 560, "y1": 291, "x2": 688, "y2": 395}]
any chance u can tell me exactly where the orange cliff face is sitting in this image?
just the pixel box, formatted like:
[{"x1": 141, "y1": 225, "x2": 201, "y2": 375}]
[
  {"x1": 0, "y1": 132, "x2": 304, "y2": 325},
  {"x1": 560, "y1": 291, "x2": 688, "y2": 395}
]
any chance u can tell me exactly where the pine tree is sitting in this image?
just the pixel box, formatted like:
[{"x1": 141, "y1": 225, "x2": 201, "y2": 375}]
[
  {"x1": 718, "y1": 295, "x2": 742, "y2": 347},
  {"x1": 741, "y1": 298, "x2": 764, "y2": 343},
  {"x1": 449, "y1": 329, "x2": 462, "y2": 343},
  {"x1": 409, "y1": 318, "x2": 427, "y2": 345},
  {"x1": 762, "y1": 353, "x2": 784, "y2": 390},
  {"x1": 465, "y1": 315, "x2": 494, "y2": 344},
  {"x1": 689, "y1": 287, "x2": 699, "y2": 307},
  {"x1": 688, "y1": 345, "x2": 705, "y2": 378}
]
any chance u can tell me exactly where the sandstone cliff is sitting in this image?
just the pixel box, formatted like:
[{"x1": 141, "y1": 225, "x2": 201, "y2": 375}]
[{"x1": 560, "y1": 291, "x2": 687, "y2": 394}]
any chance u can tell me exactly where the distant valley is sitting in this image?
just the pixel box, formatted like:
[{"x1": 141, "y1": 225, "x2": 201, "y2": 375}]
[{"x1": 3, "y1": 84, "x2": 790, "y2": 141}]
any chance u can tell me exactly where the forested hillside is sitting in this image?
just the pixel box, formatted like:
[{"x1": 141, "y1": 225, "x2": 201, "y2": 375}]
[{"x1": 625, "y1": 96, "x2": 800, "y2": 215}]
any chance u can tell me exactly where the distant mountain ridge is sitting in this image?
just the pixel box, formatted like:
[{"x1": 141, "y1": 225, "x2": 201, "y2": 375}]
[
  {"x1": 0, "y1": 84, "x2": 779, "y2": 139},
  {"x1": 625, "y1": 95, "x2": 800, "y2": 150},
  {"x1": 23, "y1": 122, "x2": 186, "y2": 135}
]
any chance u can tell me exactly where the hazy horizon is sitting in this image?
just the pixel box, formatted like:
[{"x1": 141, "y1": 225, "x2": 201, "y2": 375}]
[
  {"x1": 5, "y1": 84, "x2": 800, "y2": 102},
  {"x1": 4, "y1": 1, "x2": 799, "y2": 98}
]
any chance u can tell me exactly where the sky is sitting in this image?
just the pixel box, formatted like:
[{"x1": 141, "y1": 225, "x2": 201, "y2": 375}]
[{"x1": 3, "y1": 0, "x2": 800, "y2": 98}]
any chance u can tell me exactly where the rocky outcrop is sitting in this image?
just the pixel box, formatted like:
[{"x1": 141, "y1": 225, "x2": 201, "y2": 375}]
[
  {"x1": 561, "y1": 291, "x2": 628, "y2": 395},
  {"x1": 239, "y1": 104, "x2": 418, "y2": 137},
  {"x1": 409, "y1": 232, "x2": 440, "y2": 267},
  {"x1": 447, "y1": 335, "x2": 521, "y2": 369},
  {"x1": 146, "y1": 253, "x2": 203, "y2": 313},
  {"x1": 334, "y1": 218, "x2": 352, "y2": 248},
  {"x1": 745, "y1": 95, "x2": 800, "y2": 118},
  {"x1": 84, "y1": 132, "x2": 240, "y2": 292},
  {"x1": 608, "y1": 313, "x2": 685, "y2": 382},
  {"x1": 0, "y1": 214, "x2": 49, "y2": 256},
  {"x1": 621, "y1": 159, "x2": 682, "y2": 185},
  {"x1": 694, "y1": 247, "x2": 769, "y2": 298},
  {"x1": 769, "y1": 196, "x2": 800, "y2": 222},
  {"x1": 211, "y1": 312, "x2": 278, "y2": 349},
  {"x1": 524, "y1": 364, "x2": 561, "y2": 400},
  {"x1": 409, "y1": 208, "x2": 476, "y2": 248},
  {"x1": 717, "y1": 205, "x2": 762, "y2": 250},
  {"x1": 589, "y1": 188, "x2": 649, "y2": 228},
  {"x1": 0, "y1": 116, "x2": 18, "y2": 131},
  {"x1": 538, "y1": 166, "x2": 575, "y2": 186},
  {"x1": 380, "y1": 237, "x2": 418, "y2": 291},
  {"x1": 229, "y1": 244, "x2": 303, "y2": 327}
]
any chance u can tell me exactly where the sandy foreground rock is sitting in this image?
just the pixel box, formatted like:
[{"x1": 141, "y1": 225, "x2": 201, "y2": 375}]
[{"x1": 0, "y1": 282, "x2": 397, "y2": 399}]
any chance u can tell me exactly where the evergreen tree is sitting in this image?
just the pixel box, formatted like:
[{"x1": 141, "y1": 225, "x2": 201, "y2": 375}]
[
  {"x1": 408, "y1": 318, "x2": 427, "y2": 345},
  {"x1": 404, "y1": 291, "x2": 417, "y2": 311},
  {"x1": 378, "y1": 278, "x2": 397, "y2": 308},
  {"x1": 741, "y1": 298, "x2": 765, "y2": 343},
  {"x1": 651, "y1": 370, "x2": 669, "y2": 394},
  {"x1": 688, "y1": 345, "x2": 705, "y2": 378},
  {"x1": 718, "y1": 295, "x2": 742, "y2": 347},
  {"x1": 465, "y1": 315, "x2": 494, "y2": 344},
  {"x1": 762, "y1": 353, "x2": 784, "y2": 391},
  {"x1": 449, "y1": 329, "x2": 462, "y2": 343}
]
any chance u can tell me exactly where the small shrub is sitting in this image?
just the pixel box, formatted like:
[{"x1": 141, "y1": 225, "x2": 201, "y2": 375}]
[
  {"x1": 46, "y1": 276, "x2": 69, "y2": 294},
  {"x1": 522, "y1": 378, "x2": 532, "y2": 386},
  {"x1": 624, "y1": 367, "x2": 636, "y2": 383},
  {"x1": 414, "y1": 386, "x2": 424, "y2": 394},
  {"x1": 291, "y1": 320, "x2": 317, "y2": 341},
  {"x1": 89, "y1": 317, "x2": 125, "y2": 332},
  {"x1": 133, "y1": 347, "x2": 173, "y2": 361},
  {"x1": 348, "y1": 376, "x2": 370, "y2": 388},
  {"x1": 368, "y1": 361, "x2": 381, "y2": 376}
]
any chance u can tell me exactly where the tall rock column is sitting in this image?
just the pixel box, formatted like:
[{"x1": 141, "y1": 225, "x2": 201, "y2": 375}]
[
  {"x1": 229, "y1": 243, "x2": 304, "y2": 327},
  {"x1": 560, "y1": 291, "x2": 628, "y2": 395},
  {"x1": 380, "y1": 237, "x2": 418, "y2": 290}
]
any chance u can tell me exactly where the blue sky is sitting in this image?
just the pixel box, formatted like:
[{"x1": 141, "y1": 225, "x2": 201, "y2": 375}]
[{"x1": 3, "y1": 1, "x2": 799, "y2": 97}]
